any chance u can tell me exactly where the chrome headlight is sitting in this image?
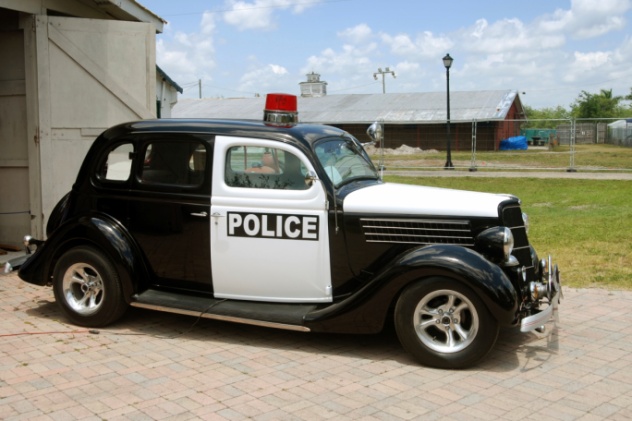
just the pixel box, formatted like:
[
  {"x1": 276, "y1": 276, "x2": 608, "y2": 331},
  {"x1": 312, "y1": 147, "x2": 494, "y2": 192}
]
[
  {"x1": 475, "y1": 226, "x2": 515, "y2": 264},
  {"x1": 502, "y1": 227, "x2": 514, "y2": 261}
]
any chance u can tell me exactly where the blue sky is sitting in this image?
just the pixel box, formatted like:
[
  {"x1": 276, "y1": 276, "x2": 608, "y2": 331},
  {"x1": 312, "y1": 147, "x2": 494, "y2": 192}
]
[{"x1": 140, "y1": 0, "x2": 632, "y2": 109}]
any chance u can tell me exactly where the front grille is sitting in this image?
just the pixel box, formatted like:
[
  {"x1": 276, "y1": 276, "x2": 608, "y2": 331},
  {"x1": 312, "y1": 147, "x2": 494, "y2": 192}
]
[
  {"x1": 501, "y1": 205, "x2": 532, "y2": 269},
  {"x1": 361, "y1": 218, "x2": 474, "y2": 246}
]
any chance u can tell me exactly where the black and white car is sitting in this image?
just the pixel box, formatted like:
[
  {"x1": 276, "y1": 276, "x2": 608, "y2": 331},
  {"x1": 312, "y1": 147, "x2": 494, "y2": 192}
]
[{"x1": 17, "y1": 94, "x2": 561, "y2": 369}]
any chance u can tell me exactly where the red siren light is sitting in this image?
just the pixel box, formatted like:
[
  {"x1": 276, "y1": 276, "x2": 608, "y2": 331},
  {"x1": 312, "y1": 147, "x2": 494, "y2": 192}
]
[{"x1": 263, "y1": 93, "x2": 298, "y2": 126}]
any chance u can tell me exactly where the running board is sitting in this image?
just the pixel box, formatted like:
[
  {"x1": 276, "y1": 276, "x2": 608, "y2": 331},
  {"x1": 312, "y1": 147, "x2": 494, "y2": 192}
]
[{"x1": 131, "y1": 289, "x2": 315, "y2": 332}]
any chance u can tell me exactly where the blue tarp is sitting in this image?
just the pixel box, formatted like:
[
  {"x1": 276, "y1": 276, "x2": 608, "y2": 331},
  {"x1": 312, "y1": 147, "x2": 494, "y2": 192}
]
[{"x1": 499, "y1": 135, "x2": 528, "y2": 151}]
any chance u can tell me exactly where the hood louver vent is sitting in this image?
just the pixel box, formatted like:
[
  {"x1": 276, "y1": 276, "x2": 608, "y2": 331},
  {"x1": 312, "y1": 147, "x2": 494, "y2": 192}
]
[{"x1": 361, "y1": 218, "x2": 474, "y2": 246}]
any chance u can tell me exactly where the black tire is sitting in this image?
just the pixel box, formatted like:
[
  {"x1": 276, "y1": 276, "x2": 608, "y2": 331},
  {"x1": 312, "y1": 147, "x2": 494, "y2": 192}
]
[
  {"x1": 52, "y1": 246, "x2": 128, "y2": 327},
  {"x1": 394, "y1": 277, "x2": 498, "y2": 369}
]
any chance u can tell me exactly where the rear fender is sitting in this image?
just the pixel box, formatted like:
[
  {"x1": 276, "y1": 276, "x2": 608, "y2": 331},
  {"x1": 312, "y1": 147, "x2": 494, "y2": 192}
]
[
  {"x1": 19, "y1": 214, "x2": 147, "y2": 302},
  {"x1": 305, "y1": 245, "x2": 518, "y2": 333}
]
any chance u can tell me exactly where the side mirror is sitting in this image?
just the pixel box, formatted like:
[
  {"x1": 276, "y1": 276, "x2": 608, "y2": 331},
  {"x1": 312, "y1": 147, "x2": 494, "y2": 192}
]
[{"x1": 363, "y1": 121, "x2": 383, "y2": 147}]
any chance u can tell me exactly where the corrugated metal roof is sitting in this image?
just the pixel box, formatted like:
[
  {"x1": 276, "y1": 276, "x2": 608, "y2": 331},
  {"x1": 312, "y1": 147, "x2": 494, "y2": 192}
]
[{"x1": 172, "y1": 90, "x2": 520, "y2": 124}]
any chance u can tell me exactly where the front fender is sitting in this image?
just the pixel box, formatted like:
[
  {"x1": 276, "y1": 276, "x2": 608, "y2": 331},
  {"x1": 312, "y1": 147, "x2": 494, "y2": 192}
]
[
  {"x1": 305, "y1": 244, "x2": 518, "y2": 333},
  {"x1": 18, "y1": 214, "x2": 147, "y2": 302}
]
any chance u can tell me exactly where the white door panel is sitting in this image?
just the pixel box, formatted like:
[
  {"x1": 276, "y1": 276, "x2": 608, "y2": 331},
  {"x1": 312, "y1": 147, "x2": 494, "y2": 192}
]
[{"x1": 211, "y1": 136, "x2": 332, "y2": 303}]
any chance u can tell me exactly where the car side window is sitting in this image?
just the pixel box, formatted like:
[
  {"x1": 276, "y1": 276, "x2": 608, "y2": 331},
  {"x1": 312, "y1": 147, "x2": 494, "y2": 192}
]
[
  {"x1": 100, "y1": 143, "x2": 133, "y2": 181},
  {"x1": 225, "y1": 146, "x2": 308, "y2": 190},
  {"x1": 140, "y1": 140, "x2": 207, "y2": 186}
]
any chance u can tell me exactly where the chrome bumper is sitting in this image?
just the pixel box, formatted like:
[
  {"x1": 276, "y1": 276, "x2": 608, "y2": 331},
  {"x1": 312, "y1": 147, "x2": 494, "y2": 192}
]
[
  {"x1": 1, "y1": 235, "x2": 41, "y2": 276},
  {"x1": 520, "y1": 288, "x2": 560, "y2": 332},
  {"x1": 2, "y1": 254, "x2": 30, "y2": 275},
  {"x1": 520, "y1": 255, "x2": 562, "y2": 333}
]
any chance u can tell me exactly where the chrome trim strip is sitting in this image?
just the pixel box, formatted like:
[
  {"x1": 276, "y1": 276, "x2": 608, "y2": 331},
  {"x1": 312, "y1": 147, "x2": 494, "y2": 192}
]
[
  {"x1": 365, "y1": 233, "x2": 474, "y2": 240},
  {"x1": 362, "y1": 225, "x2": 471, "y2": 233},
  {"x1": 130, "y1": 302, "x2": 311, "y2": 332},
  {"x1": 366, "y1": 240, "x2": 476, "y2": 246},
  {"x1": 361, "y1": 217, "x2": 471, "y2": 225}
]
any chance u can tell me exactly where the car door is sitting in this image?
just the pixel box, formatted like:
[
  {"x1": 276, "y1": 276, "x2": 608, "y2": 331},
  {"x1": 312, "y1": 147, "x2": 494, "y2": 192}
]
[
  {"x1": 125, "y1": 135, "x2": 212, "y2": 292},
  {"x1": 210, "y1": 135, "x2": 332, "y2": 303}
]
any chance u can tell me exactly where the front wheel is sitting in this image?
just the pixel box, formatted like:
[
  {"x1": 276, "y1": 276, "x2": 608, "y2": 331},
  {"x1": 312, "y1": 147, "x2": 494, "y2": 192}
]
[
  {"x1": 394, "y1": 277, "x2": 498, "y2": 369},
  {"x1": 53, "y1": 246, "x2": 128, "y2": 327}
]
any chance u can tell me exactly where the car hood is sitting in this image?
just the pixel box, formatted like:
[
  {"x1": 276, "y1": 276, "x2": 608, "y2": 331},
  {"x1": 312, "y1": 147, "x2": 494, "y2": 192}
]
[{"x1": 343, "y1": 182, "x2": 515, "y2": 218}]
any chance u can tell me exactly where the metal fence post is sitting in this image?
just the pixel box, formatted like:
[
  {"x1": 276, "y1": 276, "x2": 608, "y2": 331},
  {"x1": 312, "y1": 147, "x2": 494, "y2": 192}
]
[
  {"x1": 469, "y1": 120, "x2": 478, "y2": 171},
  {"x1": 568, "y1": 118, "x2": 576, "y2": 172}
]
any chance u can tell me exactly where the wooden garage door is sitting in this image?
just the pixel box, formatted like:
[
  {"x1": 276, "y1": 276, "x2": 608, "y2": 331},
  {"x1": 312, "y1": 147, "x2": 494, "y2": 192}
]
[
  {"x1": 0, "y1": 28, "x2": 29, "y2": 245},
  {"x1": 32, "y1": 15, "x2": 156, "y2": 236}
]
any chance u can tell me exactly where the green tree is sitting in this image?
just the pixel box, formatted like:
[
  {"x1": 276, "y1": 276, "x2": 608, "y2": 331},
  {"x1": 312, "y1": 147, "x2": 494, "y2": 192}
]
[
  {"x1": 524, "y1": 105, "x2": 570, "y2": 120},
  {"x1": 570, "y1": 89, "x2": 625, "y2": 119},
  {"x1": 523, "y1": 105, "x2": 570, "y2": 129}
]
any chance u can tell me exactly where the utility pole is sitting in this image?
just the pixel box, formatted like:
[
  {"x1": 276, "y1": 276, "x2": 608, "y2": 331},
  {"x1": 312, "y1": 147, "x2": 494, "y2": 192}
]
[{"x1": 373, "y1": 67, "x2": 396, "y2": 93}]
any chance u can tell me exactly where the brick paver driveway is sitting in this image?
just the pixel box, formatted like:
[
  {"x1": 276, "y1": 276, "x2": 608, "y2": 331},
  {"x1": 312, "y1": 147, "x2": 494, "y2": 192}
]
[{"x1": 1, "y1": 274, "x2": 631, "y2": 420}]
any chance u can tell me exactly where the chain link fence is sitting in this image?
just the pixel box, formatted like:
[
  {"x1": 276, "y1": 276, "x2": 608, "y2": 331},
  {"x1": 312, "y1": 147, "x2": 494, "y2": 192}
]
[{"x1": 346, "y1": 117, "x2": 632, "y2": 173}]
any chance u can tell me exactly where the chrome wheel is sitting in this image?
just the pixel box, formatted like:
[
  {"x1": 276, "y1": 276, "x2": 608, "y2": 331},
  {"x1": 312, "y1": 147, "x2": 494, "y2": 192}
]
[
  {"x1": 413, "y1": 289, "x2": 479, "y2": 354},
  {"x1": 53, "y1": 247, "x2": 127, "y2": 327},
  {"x1": 395, "y1": 277, "x2": 498, "y2": 369},
  {"x1": 61, "y1": 262, "x2": 105, "y2": 316}
]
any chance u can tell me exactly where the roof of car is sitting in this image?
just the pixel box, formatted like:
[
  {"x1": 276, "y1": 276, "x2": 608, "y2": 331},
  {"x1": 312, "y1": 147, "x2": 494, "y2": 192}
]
[{"x1": 98, "y1": 119, "x2": 351, "y2": 149}]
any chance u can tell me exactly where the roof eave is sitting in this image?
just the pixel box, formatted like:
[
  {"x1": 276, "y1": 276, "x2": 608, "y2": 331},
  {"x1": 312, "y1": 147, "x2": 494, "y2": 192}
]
[{"x1": 94, "y1": 0, "x2": 166, "y2": 33}]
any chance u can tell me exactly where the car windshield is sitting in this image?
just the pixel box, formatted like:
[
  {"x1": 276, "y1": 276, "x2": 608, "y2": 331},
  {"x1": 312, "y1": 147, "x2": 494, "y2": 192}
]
[{"x1": 314, "y1": 137, "x2": 379, "y2": 187}]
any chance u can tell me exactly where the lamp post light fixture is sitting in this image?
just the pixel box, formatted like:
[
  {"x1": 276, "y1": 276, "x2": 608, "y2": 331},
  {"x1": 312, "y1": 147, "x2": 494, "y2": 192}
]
[
  {"x1": 373, "y1": 67, "x2": 396, "y2": 94},
  {"x1": 443, "y1": 54, "x2": 454, "y2": 170}
]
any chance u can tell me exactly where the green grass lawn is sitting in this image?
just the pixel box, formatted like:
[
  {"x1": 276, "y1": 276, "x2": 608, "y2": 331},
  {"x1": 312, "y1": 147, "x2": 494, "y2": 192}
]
[{"x1": 384, "y1": 175, "x2": 632, "y2": 290}]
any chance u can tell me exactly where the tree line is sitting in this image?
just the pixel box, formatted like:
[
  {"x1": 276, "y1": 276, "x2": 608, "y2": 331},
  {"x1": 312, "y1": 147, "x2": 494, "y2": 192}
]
[{"x1": 524, "y1": 88, "x2": 632, "y2": 121}]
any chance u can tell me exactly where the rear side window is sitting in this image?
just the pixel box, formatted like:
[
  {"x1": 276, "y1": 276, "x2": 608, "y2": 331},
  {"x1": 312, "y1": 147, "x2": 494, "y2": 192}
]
[
  {"x1": 99, "y1": 143, "x2": 133, "y2": 182},
  {"x1": 140, "y1": 140, "x2": 207, "y2": 187},
  {"x1": 225, "y1": 146, "x2": 308, "y2": 190}
]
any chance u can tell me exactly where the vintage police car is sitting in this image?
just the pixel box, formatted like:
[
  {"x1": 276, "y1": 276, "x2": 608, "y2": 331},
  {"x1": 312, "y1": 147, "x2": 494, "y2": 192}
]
[{"x1": 18, "y1": 94, "x2": 561, "y2": 369}]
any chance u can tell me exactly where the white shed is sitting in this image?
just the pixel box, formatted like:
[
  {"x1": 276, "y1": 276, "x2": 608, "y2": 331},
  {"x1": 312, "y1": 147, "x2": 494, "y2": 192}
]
[
  {"x1": 156, "y1": 65, "x2": 183, "y2": 118},
  {"x1": 0, "y1": 0, "x2": 164, "y2": 245}
]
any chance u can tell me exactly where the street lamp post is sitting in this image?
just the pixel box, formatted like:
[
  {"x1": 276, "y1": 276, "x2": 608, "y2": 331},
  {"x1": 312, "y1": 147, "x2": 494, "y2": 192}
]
[
  {"x1": 373, "y1": 67, "x2": 396, "y2": 94},
  {"x1": 443, "y1": 54, "x2": 454, "y2": 169}
]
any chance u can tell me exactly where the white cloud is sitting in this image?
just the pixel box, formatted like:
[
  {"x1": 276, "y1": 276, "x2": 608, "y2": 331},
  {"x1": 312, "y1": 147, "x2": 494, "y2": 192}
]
[
  {"x1": 381, "y1": 31, "x2": 453, "y2": 58},
  {"x1": 460, "y1": 18, "x2": 565, "y2": 54},
  {"x1": 563, "y1": 51, "x2": 613, "y2": 83},
  {"x1": 223, "y1": 0, "x2": 322, "y2": 31},
  {"x1": 302, "y1": 43, "x2": 377, "y2": 76},
  {"x1": 238, "y1": 63, "x2": 292, "y2": 94},
  {"x1": 338, "y1": 24, "x2": 373, "y2": 44},
  {"x1": 156, "y1": 12, "x2": 218, "y2": 95},
  {"x1": 269, "y1": 64, "x2": 289, "y2": 75},
  {"x1": 538, "y1": 0, "x2": 632, "y2": 39},
  {"x1": 201, "y1": 10, "x2": 216, "y2": 35},
  {"x1": 573, "y1": 51, "x2": 612, "y2": 69}
]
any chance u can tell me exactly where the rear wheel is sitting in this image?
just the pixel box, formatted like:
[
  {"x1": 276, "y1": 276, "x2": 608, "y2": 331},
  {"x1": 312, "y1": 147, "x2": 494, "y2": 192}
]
[
  {"x1": 394, "y1": 277, "x2": 498, "y2": 369},
  {"x1": 53, "y1": 246, "x2": 127, "y2": 327}
]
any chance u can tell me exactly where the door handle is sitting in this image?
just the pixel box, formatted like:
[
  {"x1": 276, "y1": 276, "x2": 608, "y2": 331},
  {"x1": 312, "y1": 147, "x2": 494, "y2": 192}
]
[
  {"x1": 211, "y1": 212, "x2": 224, "y2": 225},
  {"x1": 190, "y1": 211, "x2": 209, "y2": 218}
]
